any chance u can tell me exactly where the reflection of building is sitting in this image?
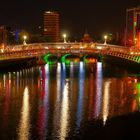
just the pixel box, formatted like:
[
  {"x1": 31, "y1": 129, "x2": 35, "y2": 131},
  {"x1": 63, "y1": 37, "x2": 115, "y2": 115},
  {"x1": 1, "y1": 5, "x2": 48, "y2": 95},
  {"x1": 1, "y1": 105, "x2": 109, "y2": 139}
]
[
  {"x1": 0, "y1": 26, "x2": 7, "y2": 48},
  {"x1": 44, "y1": 11, "x2": 60, "y2": 42},
  {"x1": 126, "y1": 7, "x2": 140, "y2": 46}
]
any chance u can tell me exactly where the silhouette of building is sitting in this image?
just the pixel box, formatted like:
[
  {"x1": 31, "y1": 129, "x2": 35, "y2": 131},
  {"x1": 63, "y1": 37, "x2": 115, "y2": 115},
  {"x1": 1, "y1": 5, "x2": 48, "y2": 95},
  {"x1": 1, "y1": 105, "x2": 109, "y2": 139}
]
[
  {"x1": 126, "y1": 6, "x2": 140, "y2": 46},
  {"x1": 44, "y1": 11, "x2": 60, "y2": 42}
]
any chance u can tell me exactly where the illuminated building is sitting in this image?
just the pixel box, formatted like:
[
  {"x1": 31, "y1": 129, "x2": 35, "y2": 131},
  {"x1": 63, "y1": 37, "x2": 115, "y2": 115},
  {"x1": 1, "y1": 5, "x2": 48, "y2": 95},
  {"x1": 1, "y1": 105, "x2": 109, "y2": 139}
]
[
  {"x1": 126, "y1": 7, "x2": 140, "y2": 46},
  {"x1": 0, "y1": 26, "x2": 7, "y2": 49},
  {"x1": 81, "y1": 33, "x2": 92, "y2": 43},
  {"x1": 44, "y1": 11, "x2": 60, "y2": 42}
]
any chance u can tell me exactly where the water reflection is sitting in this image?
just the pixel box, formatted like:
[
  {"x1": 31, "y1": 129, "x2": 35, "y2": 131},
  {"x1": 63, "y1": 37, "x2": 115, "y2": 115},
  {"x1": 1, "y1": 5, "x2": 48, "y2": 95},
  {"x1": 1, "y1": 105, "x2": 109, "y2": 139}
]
[
  {"x1": 3, "y1": 74, "x2": 6, "y2": 89},
  {"x1": 18, "y1": 86, "x2": 30, "y2": 140},
  {"x1": 36, "y1": 64, "x2": 50, "y2": 139},
  {"x1": 16, "y1": 72, "x2": 20, "y2": 91},
  {"x1": 60, "y1": 70, "x2": 70, "y2": 140},
  {"x1": 56, "y1": 62, "x2": 61, "y2": 102},
  {"x1": 95, "y1": 62, "x2": 103, "y2": 118},
  {"x1": 3, "y1": 73, "x2": 11, "y2": 128},
  {"x1": 61, "y1": 62, "x2": 66, "y2": 91},
  {"x1": 52, "y1": 62, "x2": 62, "y2": 138},
  {"x1": 103, "y1": 80, "x2": 111, "y2": 125},
  {"x1": 0, "y1": 62, "x2": 140, "y2": 139},
  {"x1": 135, "y1": 81, "x2": 140, "y2": 110},
  {"x1": 76, "y1": 62, "x2": 85, "y2": 129},
  {"x1": 88, "y1": 70, "x2": 95, "y2": 120}
]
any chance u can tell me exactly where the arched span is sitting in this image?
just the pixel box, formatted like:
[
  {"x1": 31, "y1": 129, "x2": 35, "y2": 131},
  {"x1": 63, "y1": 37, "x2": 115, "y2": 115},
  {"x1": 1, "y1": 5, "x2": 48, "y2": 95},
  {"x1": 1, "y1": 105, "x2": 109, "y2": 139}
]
[
  {"x1": 43, "y1": 53, "x2": 57, "y2": 64},
  {"x1": 61, "y1": 54, "x2": 80, "y2": 64},
  {"x1": 61, "y1": 54, "x2": 71, "y2": 63},
  {"x1": 83, "y1": 55, "x2": 88, "y2": 62},
  {"x1": 83, "y1": 54, "x2": 97, "y2": 63},
  {"x1": 44, "y1": 54, "x2": 53, "y2": 62}
]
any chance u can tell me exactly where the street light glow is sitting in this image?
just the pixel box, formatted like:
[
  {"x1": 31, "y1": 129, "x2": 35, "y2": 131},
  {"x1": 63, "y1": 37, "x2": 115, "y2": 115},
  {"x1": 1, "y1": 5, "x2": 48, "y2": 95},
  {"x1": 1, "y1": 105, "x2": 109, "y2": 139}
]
[
  {"x1": 63, "y1": 33, "x2": 67, "y2": 43},
  {"x1": 23, "y1": 35, "x2": 27, "y2": 45},
  {"x1": 23, "y1": 35, "x2": 27, "y2": 40},
  {"x1": 104, "y1": 35, "x2": 108, "y2": 45},
  {"x1": 63, "y1": 34, "x2": 66, "y2": 38},
  {"x1": 104, "y1": 35, "x2": 107, "y2": 40}
]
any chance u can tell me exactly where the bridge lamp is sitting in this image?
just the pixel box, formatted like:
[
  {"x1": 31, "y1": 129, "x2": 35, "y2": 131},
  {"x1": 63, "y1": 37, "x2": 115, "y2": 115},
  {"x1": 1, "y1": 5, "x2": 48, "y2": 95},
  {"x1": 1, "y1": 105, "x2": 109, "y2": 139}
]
[
  {"x1": 23, "y1": 35, "x2": 27, "y2": 45},
  {"x1": 63, "y1": 34, "x2": 67, "y2": 43},
  {"x1": 104, "y1": 35, "x2": 108, "y2": 45},
  {"x1": 134, "y1": 38, "x2": 137, "y2": 46}
]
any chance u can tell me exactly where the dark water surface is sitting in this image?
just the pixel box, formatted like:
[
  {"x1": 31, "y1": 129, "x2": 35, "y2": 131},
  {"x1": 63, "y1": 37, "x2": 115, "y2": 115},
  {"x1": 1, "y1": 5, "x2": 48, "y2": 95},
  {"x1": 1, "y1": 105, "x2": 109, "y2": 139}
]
[{"x1": 0, "y1": 62, "x2": 140, "y2": 140}]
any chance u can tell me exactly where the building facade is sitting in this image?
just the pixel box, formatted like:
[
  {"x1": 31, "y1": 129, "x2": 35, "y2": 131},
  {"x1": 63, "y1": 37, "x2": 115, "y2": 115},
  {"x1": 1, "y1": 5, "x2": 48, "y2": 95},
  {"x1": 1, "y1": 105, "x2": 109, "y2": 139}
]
[
  {"x1": 0, "y1": 26, "x2": 7, "y2": 49},
  {"x1": 126, "y1": 7, "x2": 140, "y2": 46},
  {"x1": 44, "y1": 11, "x2": 60, "y2": 42}
]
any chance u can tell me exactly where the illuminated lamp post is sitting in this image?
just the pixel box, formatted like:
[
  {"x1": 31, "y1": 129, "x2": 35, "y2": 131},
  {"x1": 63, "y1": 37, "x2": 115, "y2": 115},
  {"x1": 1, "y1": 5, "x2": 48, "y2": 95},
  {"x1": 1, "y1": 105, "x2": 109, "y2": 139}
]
[
  {"x1": 104, "y1": 35, "x2": 108, "y2": 45},
  {"x1": 23, "y1": 35, "x2": 27, "y2": 45},
  {"x1": 63, "y1": 34, "x2": 67, "y2": 43},
  {"x1": 134, "y1": 38, "x2": 137, "y2": 46}
]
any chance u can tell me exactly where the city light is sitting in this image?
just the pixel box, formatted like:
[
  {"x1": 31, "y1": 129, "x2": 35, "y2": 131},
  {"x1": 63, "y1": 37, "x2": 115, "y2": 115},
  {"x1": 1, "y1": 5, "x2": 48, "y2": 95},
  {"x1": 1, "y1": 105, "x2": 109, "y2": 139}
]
[
  {"x1": 23, "y1": 35, "x2": 27, "y2": 45},
  {"x1": 104, "y1": 35, "x2": 108, "y2": 45},
  {"x1": 134, "y1": 38, "x2": 137, "y2": 45},
  {"x1": 63, "y1": 33, "x2": 67, "y2": 43}
]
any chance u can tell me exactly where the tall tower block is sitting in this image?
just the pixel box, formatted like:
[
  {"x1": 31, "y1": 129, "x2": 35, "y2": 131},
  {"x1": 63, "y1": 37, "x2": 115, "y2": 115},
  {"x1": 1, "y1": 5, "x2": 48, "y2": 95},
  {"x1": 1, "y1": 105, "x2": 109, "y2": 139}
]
[{"x1": 44, "y1": 11, "x2": 60, "y2": 42}]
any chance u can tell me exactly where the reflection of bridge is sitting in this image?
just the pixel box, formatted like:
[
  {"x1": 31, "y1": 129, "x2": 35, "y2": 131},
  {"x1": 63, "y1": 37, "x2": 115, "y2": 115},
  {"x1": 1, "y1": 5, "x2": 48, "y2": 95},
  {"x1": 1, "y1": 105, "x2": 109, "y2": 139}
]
[{"x1": 1, "y1": 42, "x2": 140, "y2": 68}]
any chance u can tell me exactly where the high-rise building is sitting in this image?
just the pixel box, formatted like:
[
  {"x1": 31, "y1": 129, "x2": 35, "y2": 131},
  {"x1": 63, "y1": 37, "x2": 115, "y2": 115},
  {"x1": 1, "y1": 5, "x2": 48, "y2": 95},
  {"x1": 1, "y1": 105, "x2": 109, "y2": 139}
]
[
  {"x1": 44, "y1": 11, "x2": 60, "y2": 42},
  {"x1": 126, "y1": 7, "x2": 140, "y2": 46}
]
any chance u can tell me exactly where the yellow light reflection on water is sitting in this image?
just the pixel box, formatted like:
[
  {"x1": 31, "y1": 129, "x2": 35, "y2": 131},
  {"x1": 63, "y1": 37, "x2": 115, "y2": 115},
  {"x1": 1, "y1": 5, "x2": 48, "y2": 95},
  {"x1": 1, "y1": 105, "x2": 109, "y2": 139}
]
[
  {"x1": 95, "y1": 62, "x2": 103, "y2": 118},
  {"x1": 60, "y1": 80, "x2": 69, "y2": 140},
  {"x1": 103, "y1": 80, "x2": 111, "y2": 125},
  {"x1": 18, "y1": 86, "x2": 30, "y2": 140},
  {"x1": 56, "y1": 62, "x2": 62, "y2": 105},
  {"x1": 52, "y1": 62, "x2": 62, "y2": 136}
]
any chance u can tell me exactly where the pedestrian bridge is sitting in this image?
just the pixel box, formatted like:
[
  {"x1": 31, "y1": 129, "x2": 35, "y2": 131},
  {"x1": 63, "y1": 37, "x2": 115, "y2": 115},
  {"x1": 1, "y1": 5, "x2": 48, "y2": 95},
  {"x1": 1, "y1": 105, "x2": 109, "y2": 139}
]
[{"x1": 2, "y1": 42, "x2": 140, "y2": 67}]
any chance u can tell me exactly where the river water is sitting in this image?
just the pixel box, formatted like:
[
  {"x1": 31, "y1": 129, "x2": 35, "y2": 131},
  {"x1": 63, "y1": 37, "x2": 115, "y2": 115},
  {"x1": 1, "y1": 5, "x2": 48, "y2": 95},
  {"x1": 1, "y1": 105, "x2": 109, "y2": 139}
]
[{"x1": 0, "y1": 61, "x2": 140, "y2": 140}]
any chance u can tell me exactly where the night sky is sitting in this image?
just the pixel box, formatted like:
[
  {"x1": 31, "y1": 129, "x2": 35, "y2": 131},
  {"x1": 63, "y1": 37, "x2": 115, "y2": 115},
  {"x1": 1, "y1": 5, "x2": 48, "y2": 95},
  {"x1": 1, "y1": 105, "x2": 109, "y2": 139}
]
[{"x1": 0, "y1": 0, "x2": 140, "y2": 39}]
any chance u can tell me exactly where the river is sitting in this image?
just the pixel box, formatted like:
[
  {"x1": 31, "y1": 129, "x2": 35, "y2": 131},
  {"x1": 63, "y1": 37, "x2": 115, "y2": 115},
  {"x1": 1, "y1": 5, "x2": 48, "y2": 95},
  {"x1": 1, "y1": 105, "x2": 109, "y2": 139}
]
[{"x1": 0, "y1": 61, "x2": 140, "y2": 140}]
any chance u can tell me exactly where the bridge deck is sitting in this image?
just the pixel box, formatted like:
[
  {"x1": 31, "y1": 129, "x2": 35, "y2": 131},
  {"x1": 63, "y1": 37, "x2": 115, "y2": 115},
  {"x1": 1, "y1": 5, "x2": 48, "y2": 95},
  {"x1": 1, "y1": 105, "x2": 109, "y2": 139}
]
[{"x1": 0, "y1": 42, "x2": 140, "y2": 69}]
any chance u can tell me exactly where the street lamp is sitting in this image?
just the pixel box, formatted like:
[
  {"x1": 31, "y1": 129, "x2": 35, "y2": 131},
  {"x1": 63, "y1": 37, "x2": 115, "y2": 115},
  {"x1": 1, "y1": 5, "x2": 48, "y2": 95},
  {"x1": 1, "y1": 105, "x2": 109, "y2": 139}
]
[
  {"x1": 134, "y1": 38, "x2": 137, "y2": 46},
  {"x1": 104, "y1": 35, "x2": 108, "y2": 45},
  {"x1": 63, "y1": 34, "x2": 67, "y2": 43},
  {"x1": 23, "y1": 35, "x2": 27, "y2": 45}
]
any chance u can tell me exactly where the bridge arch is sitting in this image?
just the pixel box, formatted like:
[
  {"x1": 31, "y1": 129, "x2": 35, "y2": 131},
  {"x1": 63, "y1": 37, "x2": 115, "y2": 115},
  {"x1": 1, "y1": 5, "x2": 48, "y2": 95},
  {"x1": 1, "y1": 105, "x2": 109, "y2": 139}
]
[
  {"x1": 43, "y1": 53, "x2": 58, "y2": 64},
  {"x1": 61, "y1": 53, "x2": 80, "y2": 64},
  {"x1": 83, "y1": 54, "x2": 98, "y2": 63},
  {"x1": 61, "y1": 53, "x2": 71, "y2": 63}
]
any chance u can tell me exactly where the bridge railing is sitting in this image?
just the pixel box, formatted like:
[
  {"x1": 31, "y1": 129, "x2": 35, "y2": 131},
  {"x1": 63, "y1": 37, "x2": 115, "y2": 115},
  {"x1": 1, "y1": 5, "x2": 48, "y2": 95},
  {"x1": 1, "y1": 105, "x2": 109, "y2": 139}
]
[{"x1": 2, "y1": 42, "x2": 140, "y2": 62}]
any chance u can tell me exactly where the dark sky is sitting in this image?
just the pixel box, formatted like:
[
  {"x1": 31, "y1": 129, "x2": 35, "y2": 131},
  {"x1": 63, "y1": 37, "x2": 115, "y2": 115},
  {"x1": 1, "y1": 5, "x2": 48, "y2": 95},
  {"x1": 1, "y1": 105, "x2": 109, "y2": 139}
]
[{"x1": 0, "y1": 0, "x2": 140, "y2": 39}]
